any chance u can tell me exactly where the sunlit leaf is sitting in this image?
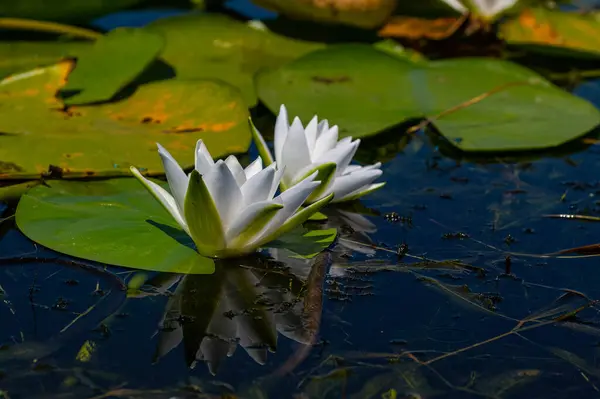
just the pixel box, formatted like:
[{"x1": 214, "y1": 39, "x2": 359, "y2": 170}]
[
  {"x1": 257, "y1": 44, "x2": 600, "y2": 150},
  {"x1": 146, "y1": 13, "x2": 323, "y2": 105},
  {"x1": 0, "y1": 41, "x2": 89, "y2": 78},
  {"x1": 0, "y1": 62, "x2": 250, "y2": 179},
  {"x1": 61, "y1": 28, "x2": 164, "y2": 105},
  {"x1": 15, "y1": 177, "x2": 216, "y2": 274}
]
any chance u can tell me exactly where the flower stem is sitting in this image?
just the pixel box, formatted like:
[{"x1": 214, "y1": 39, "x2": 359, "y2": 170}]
[{"x1": 0, "y1": 17, "x2": 102, "y2": 40}]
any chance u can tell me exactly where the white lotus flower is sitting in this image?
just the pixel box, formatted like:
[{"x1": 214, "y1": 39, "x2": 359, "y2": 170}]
[
  {"x1": 441, "y1": 0, "x2": 518, "y2": 19},
  {"x1": 251, "y1": 105, "x2": 385, "y2": 204},
  {"x1": 130, "y1": 140, "x2": 333, "y2": 259}
]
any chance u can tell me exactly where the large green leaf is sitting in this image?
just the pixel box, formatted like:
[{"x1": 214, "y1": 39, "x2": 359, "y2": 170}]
[
  {"x1": 15, "y1": 178, "x2": 215, "y2": 274},
  {"x1": 419, "y1": 57, "x2": 600, "y2": 151},
  {"x1": 146, "y1": 13, "x2": 324, "y2": 106},
  {"x1": 256, "y1": 44, "x2": 600, "y2": 151},
  {"x1": 15, "y1": 178, "x2": 337, "y2": 273},
  {"x1": 0, "y1": 62, "x2": 250, "y2": 179},
  {"x1": 61, "y1": 28, "x2": 164, "y2": 105},
  {"x1": 500, "y1": 7, "x2": 600, "y2": 59},
  {"x1": 256, "y1": 44, "x2": 421, "y2": 138}
]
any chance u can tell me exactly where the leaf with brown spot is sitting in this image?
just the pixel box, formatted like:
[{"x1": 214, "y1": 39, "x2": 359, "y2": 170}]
[
  {"x1": 500, "y1": 7, "x2": 600, "y2": 59},
  {"x1": 0, "y1": 62, "x2": 250, "y2": 179},
  {"x1": 378, "y1": 15, "x2": 465, "y2": 40}
]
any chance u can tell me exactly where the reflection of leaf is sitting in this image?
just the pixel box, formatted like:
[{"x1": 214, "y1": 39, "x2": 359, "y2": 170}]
[
  {"x1": 522, "y1": 290, "x2": 591, "y2": 323},
  {"x1": 257, "y1": 44, "x2": 600, "y2": 149},
  {"x1": 500, "y1": 7, "x2": 600, "y2": 59},
  {"x1": 0, "y1": 62, "x2": 250, "y2": 179},
  {"x1": 472, "y1": 368, "x2": 542, "y2": 397},
  {"x1": 16, "y1": 178, "x2": 216, "y2": 274},
  {"x1": 146, "y1": 13, "x2": 323, "y2": 105},
  {"x1": 61, "y1": 28, "x2": 164, "y2": 105}
]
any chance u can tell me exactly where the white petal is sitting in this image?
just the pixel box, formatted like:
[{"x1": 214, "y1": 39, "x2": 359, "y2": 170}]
[
  {"x1": 224, "y1": 200, "x2": 278, "y2": 243},
  {"x1": 195, "y1": 140, "x2": 215, "y2": 175},
  {"x1": 240, "y1": 163, "x2": 276, "y2": 206},
  {"x1": 314, "y1": 138, "x2": 359, "y2": 177},
  {"x1": 274, "y1": 104, "x2": 289, "y2": 162},
  {"x1": 203, "y1": 160, "x2": 243, "y2": 230},
  {"x1": 270, "y1": 166, "x2": 285, "y2": 199},
  {"x1": 244, "y1": 157, "x2": 263, "y2": 180},
  {"x1": 131, "y1": 167, "x2": 189, "y2": 235},
  {"x1": 343, "y1": 162, "x2": 382, "y2": 176},
  {"x1": 304, "y1": 116, "x2": 319, "y2": 156},
  {"x1": 157, "y1": 143, "x2": 188, "y2": 213},
  {"x1": 313, "y1": 124, "x2": 338, "y2": 160},
  {"x1": 326, "y1": 169, "x2": 382, "y2": 202},
  {"x1": 224, "y1": 155, "x2": 246, "y2": 187},
  {"x1": 281, "y1": 117, "x2": 311, "y2": 185},
  {"x1": 441, "y1": 0, "x2": 468, "y2": 13},
  {"x1": 316, "y1": 119, "x2": 329, "y2": 139},
  {"x1": 252, "y1": 173, "x2": 319, "y2": 244}
]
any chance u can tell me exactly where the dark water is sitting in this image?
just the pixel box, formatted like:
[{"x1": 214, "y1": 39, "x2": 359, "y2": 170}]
[{"x1": 3, "y1": 3, "x2": 600, "y2": 399}]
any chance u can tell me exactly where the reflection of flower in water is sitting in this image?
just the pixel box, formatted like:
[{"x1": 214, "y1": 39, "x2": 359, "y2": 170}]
[
  {"x1": 323, "y1": 208, "x2": 378, "y2": 277},
  {"x1": 152, "y1": 256, "x2": 319, "y2": 375}
]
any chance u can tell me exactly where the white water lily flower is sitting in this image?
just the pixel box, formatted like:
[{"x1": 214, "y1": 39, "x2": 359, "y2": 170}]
[
  {"x1": 441, "y1": 0, "x2": 518, "y2": 19},
  {"x1": 251, "y1": 105, "x2": 385, "y2": 204},
  {"x1": 130, "y1": 140, "x2": 333, "y2": 259}
]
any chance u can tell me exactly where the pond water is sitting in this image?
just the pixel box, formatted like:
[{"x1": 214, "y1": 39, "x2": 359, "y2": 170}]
[{"x1": 3, "y1": 3, "x2": 600, "y2": 399}]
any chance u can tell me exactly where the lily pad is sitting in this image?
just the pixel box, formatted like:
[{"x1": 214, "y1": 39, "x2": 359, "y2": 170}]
[
  {"x1": 419, "y1": 57, "x2": 600, "y2": 151},
  {"x1": 500, "y1": 7, "x2": 600, "y2": 59},
  {"x1": 146, "y1": 13, "x2": 324, "y2": 106},
  {"x1": 257, "y1": 44, "x2": 600, "y2": 151},
  {"x1": 15, "y1": 178, "x2": 337, "y2": 273},
  {"x1": 0, "y1": 61, "x2": 250, "y2": 179},
  {"x1": 256, "y1": 44, "x2": 422, "y2": 138},
  {"x1": 61, "y1": 28, "x2": 164, "y2": 105}
]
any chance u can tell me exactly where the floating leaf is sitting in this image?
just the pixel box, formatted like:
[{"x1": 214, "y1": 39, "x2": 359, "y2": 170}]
[
  {"x1": 0, "y1": 62, "x2": 250, "y2": 179},
  {"x1": 15, "y1": 178, "x2": 336, "y2": 273},
  {"x1": 61, "y1": 28, "x2": 164, "y2": 105},
  {"x1": 500, "y1": 7, "x2": 600, "y2": 59},
  {"x1": 418, "y1": 57, "x2": 600, "y2": 151},
  {"x1": 257, "y1": 44, "x2": 600, "y2": 150},
  {"x1": 256, "y1": 44, "x2": 422, "y2": 138},
  {"x1": 15, "y1": 178, "x2": 216, "y2": 274},
  {"x1": 146, "y1": 13, "x2": 324, "y2": 105}
]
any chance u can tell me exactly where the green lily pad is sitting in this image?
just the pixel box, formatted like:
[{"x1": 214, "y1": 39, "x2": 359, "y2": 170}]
[
  {"x1": 256, "y1": 44, "x2": 421, "y2": 138},
  {"x1": 0, "y1": 61, "x2": 250, "y2": 179},
  {"x1": 257, "y1": 44, "x2": 600, "y2": 151},
  {"x1": 146, "y1": 13, "x2": 324, "y2": 106},
  {"x1": 16, "y1": 178, "x2": 215, "y2": 274},
  {"x1": 0, "y1": 41, "x2": 89, "y2": 79},
  {"x1": 15, "y1": 178, "x2": 337, "y2": 273},
  {"x1": 62, "y1": 28, "x2": 164, "y2": 105},
  {"x1": 500, "y1": 7, "x2": 600, "y2": 59},
  {"x1": 419, "y1": 57, "x2": 600, "y2": 151}
]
